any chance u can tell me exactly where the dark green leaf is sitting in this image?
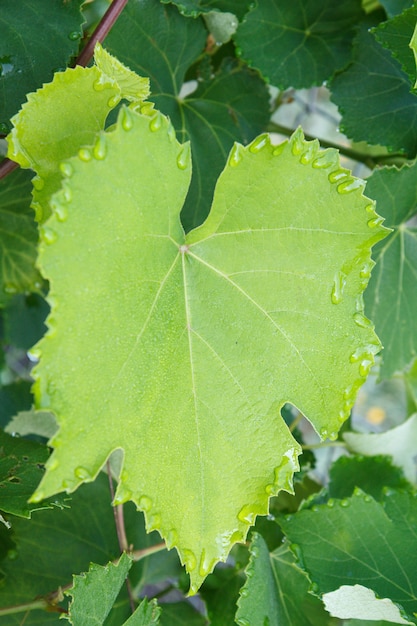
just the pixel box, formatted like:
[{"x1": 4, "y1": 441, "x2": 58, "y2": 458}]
[
  {"x1": 235, "y1": 533, "x2": 337, "y2": 626},
  {"x1": 200, "y1": 562, "x2": 246, "y2": 625},
  {"x1": 364, "y1": 160, "x2": 417, "y2": 377},
  {"x1": 379, "y1": 0, "x2": 414, "y2": 18},
  {"x1": 4, "y1": 293, "x2": 48, "y2": 351},
  {"x1": 0, "y1": 430, "x2": 68, "y2": 518},
  {"x1": 234, "y1": 0, "x2": 364, "y2": 89},
  {"x1": 159, "y1": 602, "x2": 208, "y2": 625},
  {"x1": 373, "y1": 6, "x2": 417, "y2": 85},
  {"x1": 0, "y1": 0, "x2": 85, "y2": 132},
  {"x1": 331, "y1": 21, "x2": 417, "y2": 156},
  {"x1": 279, "y1": 489, "x2": 417, "y2": 625},
  {"x1": 124, "y1": 598, "x2": 161, "y2": 625},
  {"x1": 0, "y1": 167, "x2": 41, "y2": 305},
  {"x1": 161, "y1": 0, "x2": 251, "y2": 19},
  {"x1": 104, "y1": 0, "x2": 269, "y2": 230},
  {"x1": 0, "y1": 381, "x2": 33, "y2": 429}
]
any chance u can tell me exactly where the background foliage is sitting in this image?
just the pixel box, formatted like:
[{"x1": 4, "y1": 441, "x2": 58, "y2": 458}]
[{"x1": 0, "y1": 0, "x2": 417, "y2": 623}]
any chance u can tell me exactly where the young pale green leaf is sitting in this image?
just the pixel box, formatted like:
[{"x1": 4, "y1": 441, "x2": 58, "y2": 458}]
[
  {"x1": 29, "y1": 103, "x2": 386, "y2": 592},
  {"x1": 0, "y1": 0, "x2": 84, "y2": 133},
  {"x1": 410, "y1": 20, "x2": 417, "y2": 89},
  {"x1": 373, "y1": 6, "x2": 417, "y2": 88},
  {"x1": 5, "y1": 410, "x2": 58, "y2": 440},
  {"x1": 7, "y1": 45, "x2": 149, "y2": 223},
  {"x1": 279, "y1": 489, "x2": 417, "y2": 625},
  {"x1": 234, "y1": 0, "x2": 364, "y2": 89},
  {"x1": 0, "y1": 167, "x2": 41, "y2": 304},
  {"x1": 344, "y1": 416, "x2": 417, "y2": 485},
  {"x1": 330, "y1": 22, "x2": 417, "y2": 156},
  {"x1": 235, "y1": 533, "x2": 337, "y2": 626},
  {"x1": 364, "y1": 161, "x2": 417, "y2": 378},
  {"x1": 65, "y1": 552, "x2": 133, "y2": 625},
  {"x1": 104, "y1": 0, "x2": 270, "y2": 230}
]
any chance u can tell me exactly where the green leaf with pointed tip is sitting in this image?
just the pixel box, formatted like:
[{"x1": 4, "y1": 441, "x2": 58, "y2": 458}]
[
  {"x1": 373, "y1": 6, "x2": 417, "y2": 87},
  {"x1": 0, "y1": 429, "x2": 68, "y2": 518},
  {"x1": 66, "y1": 552, "x2": 133, "y2": 625},
  {"x1": 0, "y1": 166, "x2": 41, "y2": 304},
  {"x1": 280, "y1": 489, "x2": 417, "y2": 625},
  {"x1": 0, "y1": 0, "x2": 85, "y2": 133},
  {"x1": 235, "y1": 533, "x2": 337, "y2": 626},
  {"x1": 330, "y1": 21, "x2": 417, "y2": 156},
  {"x1": 234, "y1": 0, "x2": 364, "y2": 90},
  {"x1": 7, "y1": 46, "x2": 149, "y2": 223},
  {"x1": 410, "y1": 19, "x2": 417, "y2": 89},
  {"x1": 124, "y1": 598, "x2": 160, "y2": 626},
  {"x1": 161, "y1": 0, "x2": 251, "y2": 19},
  {"x1": 380, "y1": 0, "x2": 414, "y2": 18},
  {"x1": 364, "y1": 160, "x2": 417, "y2": 377},
  {"x1": 104, "y1": 0, "x2": 270, "y2": 230},
  {"x1": 344, "y1": 416, "x2": 417, "y2": 485},
  {"x1": 28, "y1": 101, "x2": 386, "y2": 593}
]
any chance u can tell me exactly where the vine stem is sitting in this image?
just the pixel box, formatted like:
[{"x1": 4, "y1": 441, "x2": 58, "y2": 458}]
[
  {"x1": 302, "y1": 441, "x2": 347, "y2": 451},
  {"x1": 74, "y1": 0, "x2": 129, "y2": 67},
  {"x1": 0, "y1": 158, "x2": 18, "y2": 181}
]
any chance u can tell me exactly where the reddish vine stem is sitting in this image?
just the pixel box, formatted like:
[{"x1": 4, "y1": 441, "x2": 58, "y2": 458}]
[
  {"x1": 0, "y1": 158, "x2": 18, "y2": 181},
  {"x1": 74, "y1": 0, "x2": 129, "y2": 67},
  {"x1": 106, "y1": 460, "x2": 136, "y2": 614}
]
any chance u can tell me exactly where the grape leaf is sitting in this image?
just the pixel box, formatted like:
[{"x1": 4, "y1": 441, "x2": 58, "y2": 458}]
[
  {"x1": 235, "y1": 533, "x2": 337, "y2": 626},
  {"x1": 124, "y1": 598, "x2": 161, "y2": 626},
  {"x1": 0, "y1": 166, "x2": 41, "y2": 304},
  {"x1": 5, "y1": 410, "x2": 58, "y2": 440},
  {"x1": 0, "y1": 382, "x2": 32, "y2": 429},
  {"x1": 233, "y1": 0, "x2": 364, "y2": 90},
  {"x1": 65, "y1": 552, "x2": 133, "y2": 625},
  {"x1": 3, "y1": 293, "x2": 48, "y2": 350},
  {"x1": 330, "y1": 21, "x2": 417, "y2": 156},
  {"x1": 159, "y1": 602, "x2": 208, "y2": 625},
  {"x1": 344, "y1": 415, "x2": 417, "y2": 485},
  {"x1": 26, "y1": 97, "x2": 386, "y2": 593},
  {"x1": 104, "y1": 0, "x2": 270, "y2": 231},
  {"x1": 7, "y1": 44, "x2": 149, "y2": 223},
  {"x1": 373, "y1": 6, "x2": 417, "y2": 86},
  {"x1": 0, "y1": 429, "x2": 67, "y2": 518},
  {"x1": 279, "y1": 488, "x2": 417, "y2": 625},
  {"x1": 161, "y1": 0, "x2": 251, "y2": 19},
  {"x1": 364, "y1": 160, "x2": 417, "y2": 378},
  {"x1": 379, "y1": 0, "x2": 414, "y2": 18},
  {"x1": 0, "y1": 0, "x2": 85, "y2": 133}
]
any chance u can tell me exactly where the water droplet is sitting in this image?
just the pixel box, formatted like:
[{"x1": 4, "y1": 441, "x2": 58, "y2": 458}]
[
  {"x1": 353, "y1": 312, "x2": 373, "y2": 329},
  {"x1": 364, "y1": 494, "x2": 373, "y2": 503},
  {"x1": 48, "y1": 457, "x2": 59, "y2": 471},
  {"x1": 237, "y1": 504, "x2": 256, "y2": 525},
  {"x1": 165, "y1": 528, "x2": 178, "y2": 549},
  {"x1": 32, "y1": 176, "x2": 45, "y2": 191},
  {"x1": 40, "y1": 226, "x2": 57, "y2": 245},
  {"x1": 367, "y1": 216, "x2": 384, "y2": 228},
  {"x1": 320, "y1": 427, "x2": 328, "y2": 439},
  {"x1": 365, "y1": 203, "x2": 375, "y2": 214},
  {"x1": 291, "y1": 130, "x2": 304, "y2": 155},
  {"x1": 338, "y1": 409, "x2": 348, "y2": 422},
  {"x1": 113, "y1": 484, "x2": 132, "y2": 505},
  {"x1": 327, "y1": 498, "x2": 335, "y2": 508},
  {"x1": 139, "y1": 495, "x2": 153, "y2": 512},
  {"x1": 59, "y1": 162, "x2": 73, "y2": 177},
  {"x1": 189, "y1": 582, "x2": 199, "y2": 595},
  {"x1": 121, "y1": 107, "x2": 133, "y2": 131},
  {"x1": 249, "y1": 133, "x2": 269, "y2": 153},
  {"x1": 236, "y1": 619, "x2": 250, "y2": 626},
  {"x1": 265, "y1": 483, "x2": 276, "y2": 495},
  {"x1": 290, "y1": 543, "x2": 305, "y2": 567},
  {"x1": 183, "y1": 549, "x2": 197, "y2": 571},
  {"x1": 63, "y1": 187, "x2": 72, "y2": 202},
  {"x1": 93, "y1": 135, "x2": 107, "y2": 160},
  {"x1": 328, "y1": 168, "x2": 349, "y2": 183},
  {"x1": 107, "y1": 94, "x2": 121, "y2": 108},
  {"x1": 360, "y1": 262, "x2": 372, "y2": 279},
  {"x1": 229, "y1": 142, "x2": 244, "y2": 166},
  {"x1": 78, "y1": 147, "x2": 92, "y2": 162},
  {"x1": 74, "y1": 466, "x2": 92, "y2": 480},
  {"x1": 199, "y1": 550, "x2": 215, "y2": 577},
  {"x1": 329, "y1": 431, "x2": 338, "y2": 441},
  {"x1": 139, "y1": 101, "x2": 155, "y2": 116},
  {"x1": 167, "y1": 122, "x2": 176, "y2": 142},
  {"x1": 177, "y1": 143, "x2": 191, "y2": 170},
  {"x1": 239, "y1": 588, "x2": 249, "y2": 599},
  {"x1": 147, "y1": 513, "x2": 161, "y2": 530},
  {"x1": 31, "y1": 491, "x2": 44, "y2": 503},
  {"x1": 312, "y1": 149, "x2": 337, "y2": 169},
  {"x1": 272, "y1": 141, "x2": 287, "y2": 156},
  {"x1": 337, "y1": 178, "x2": 364, "y2": 194},
  {"x1": 331, "y1": 270, "x2": 346, "y2": 304},
  {"x1": 359, "y1": 357, "x2": 374, "y2": 377},
  {"x1": 300, "y1": 142, "x2": 318, "y2": 164},
  {"x1": 340, "y1": 498, "x2": 350, "y2": 508},
  {"x1": 3, "y1": 282, "x2": 17, "y2": 294},
  {"x1": 68, "y1": 31, "x2": 81, "y2": 41},
  {"x1": 7, "y1": 549, "x2": 18, "y2": 560},
  {"x1": 149, "y1": 112, "x2": 163, "y2": 132},
  {"x1": 54, "y1": 204, "x2": 68, "y2": 222}
]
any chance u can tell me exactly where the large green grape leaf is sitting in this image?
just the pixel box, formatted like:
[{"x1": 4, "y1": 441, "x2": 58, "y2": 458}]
[
  {"x1": 7, "y1": 44, "x2": 149, "y2": 223},
  {"x1": 161, "y1": 0, "x2": 251, "y2": 19},
  {"x1": 0, "y1": 166, "x2": 41, "y2": 304},
  {"x1": 373, "y1": 6, "x2": 417, "y2": 86},
  {"x1": 330, "y1": 20, "x2": 417, "y2": 156},
  {"x1": 279, "y1": 488, "x2": 417, "y2": 625},
  {"x1": 104, "y1": 0, "x2": 270, "y2": 230},
  {"x1": 233, "y1": 0, "x2": 364, "y2": 89},
  {"x1": 364, "y1": 161, "x2": 417, "y2": 378},
  {"x1": 0, "y1": 0, "x2": 85, "y2": 134},
  {"x1": 28, "y1": 103, "x2": 386, "y2": 592},
  {"x1": 235, "y1": 533, "x2": 337, "y2": 626}
]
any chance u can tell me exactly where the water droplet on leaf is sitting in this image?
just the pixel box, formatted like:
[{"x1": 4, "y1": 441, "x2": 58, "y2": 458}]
[
  {"x1": 40, "y1": 227, "x2": 57, "y2": 245},
  {"x1": 59, "y1": 162, "x2": 73, "y2": 178},
  {"x1": 54, "y1": 204, "x2": 68, "y2": 222},
  {"x1": 177, "y1": 143, "x2": 190, "y2": 170},
  {"x1": 121, "y1": 107, "x2": 133, "y2": 131},
  {"x1": 353, "y1": 312, "x2": 373, "y2": 329},
  {"x1": 331, "y1": 270, "x2": 346, "y2": 304},
  {"x1": 149, "y1": 112, "x2": 163, "y2": 132},
  {"x1": 337, "y1": 178, "x2": 364, "y2": 194},
  {"x1": 139, "y1": 495, "x2": 153, "y2": 512},
  {"x1": 328, "y1": 169, "x2": 349, "y2": 184},
  {"x1": 107, "y1": 94, "x2": 121, "y2": 108},
  {"x1": 229, "y1": 143, "x2": 244, "y2": 166},
  {"x1": 78, "y1": 148, "x2": 92, "y2": 162},
  {"x1": 183, "y1": 549, "x2": 197, "y2": 571},
  {"x1": 68, "y1": 31, "x2": 81, "y2": 41},
  {"x1": 74, "y1": 466, "x2": 92, "y2": 480},
  {"x1": 249, "y1": 134, "x2": 269, "y2": 153},
  {"x1": 93, "y1": 135, "x2": 107, "y2": 160},
  {"x1": 367, "y1": 216, "x2": 384, "y2": 229}
]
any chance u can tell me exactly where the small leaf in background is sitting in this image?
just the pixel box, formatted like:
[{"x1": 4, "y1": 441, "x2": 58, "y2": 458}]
[
  {"x1": 364, "y1": 160, "x2": 417, "y2": 378},
  {"x1": 0, "y1": 167, "x2": 40, "y2": 304},
  {"x1": 124, "y1": 598, "x2": 161, "y2": 626},
  {"x1": 0, "y1": 0, "x2": 85, "y2": 133},
  {"x1": 161, "y1": 0, "x2": 251, "y2": 19},
  {"x1": 203, "y1": 11, "x2": 238, "y2": 45},
  {"x1": 343, "y1": 416, "x2": 417, "y2": 485},
  {"x1": 5, "y1": 410, "x2": 58, "y2": 440},
  {"x1": 373, "y1": 6, "x2": 417, "y2": 85},
  {"x1": 279, "y1": 488, "x2": 417, "y2": 624},
  {"x1": 235, "y1": 533, "x2": 337, "y2": 626},
  {"x1": 104, "y1": 0, "x2": 270, "y2": 230},
  {"x1": 159, "y1": 602, "x2": 208, "y2": 625},
  {"x1": 234, "y1": 0, "x2": 364, "y2": 89},
  {"x1": 323, "y1": 584, "x2": 414, "y2": 624},
  {"x1": 0, "y1": 430, "x2": 67, "y2": 518},
  {"x1": 379, "y1": 0, "x2": 414, "y2": 18},
  {"x1": 330, "y1": 21, "x2": 417, "y2": 156},
  {"x1": 0, "y1": 381, "x2": 33, "y2": 429},
  {"x1": 3, "y1": 293, "x2": 49, "y2": 350},
  {"x1": 65, "y1": 552, "x2": 133, "y2": 625}
]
